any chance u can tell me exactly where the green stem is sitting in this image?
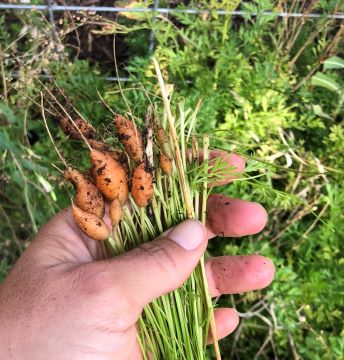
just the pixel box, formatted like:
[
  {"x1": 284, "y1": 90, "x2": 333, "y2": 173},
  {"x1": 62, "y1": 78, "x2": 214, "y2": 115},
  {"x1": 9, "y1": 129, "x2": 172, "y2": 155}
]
[
  {"x1": 140, "y1": 206, "x2": 148, "y2": 241},
  {"x1": 179, "y1": 100, "x2": 187, "y2": 170},
  {"x1": 0, "y1": 45, "x2": 8, "y2": 105},
  {"x1": 213, "y1": 14, "x2": 230, "y2": 91},
  {"x1": 201, "y1": 135, "x2": 221, "y2": 358},
  {"x1": 152, "y1": 196, "x2": 164, "y2": 233}
]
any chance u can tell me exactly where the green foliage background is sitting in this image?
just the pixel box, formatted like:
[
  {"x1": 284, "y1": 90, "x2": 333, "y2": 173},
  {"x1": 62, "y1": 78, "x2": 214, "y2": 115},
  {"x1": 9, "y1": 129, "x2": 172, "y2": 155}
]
[{"x1": 0, "y1": 1, "x2": 343, "y2": 358}]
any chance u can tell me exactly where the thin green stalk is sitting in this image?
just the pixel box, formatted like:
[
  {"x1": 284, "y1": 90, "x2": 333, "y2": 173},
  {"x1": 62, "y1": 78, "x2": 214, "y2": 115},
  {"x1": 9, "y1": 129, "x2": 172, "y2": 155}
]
[
  {"x1": 201, "y1": 135, "x2": 210, "y2": 221},
  {"x1": 333, "y1": 92, "x2": 344, "y2": 120},
  {"x1": 107, "y1": 231, "x2": 124, "y2": 256},
  {"x1": 152, "y1": 196, "x2": 164, "y2": 233},
  {"x1": 179, "y1": 101, "x2": 187, "y2": 170},
  {"x1": 12, "y1": 154, "x2": 38, "y2": 233},
  {"x1": 200, "y1": 135, "x2": 221, "y2": 357},
  {"x1": 120, "y1": 221, "x2": 131, "y2": 247},
  {"x1": 0, "y1": 45, "x2": 8, "y2": 105},
  {"x1": 105, "y1": 238, "x2": 117, "y2": 257},
  {"x1": 213, "y1": 14, "x2": 230, "y2": 91},
  {"x1": 190, "y1": 272, "x2": 203, "y2": 357},
  {"x1": 156, "y1": 169, "x2": 169, "y2": 224},
  {"x1": 186, "y1": 99, "x2": 202, "y2": 143},
  {"x1": 123, "y1": 205, "x2": 140, "y2": 241}
]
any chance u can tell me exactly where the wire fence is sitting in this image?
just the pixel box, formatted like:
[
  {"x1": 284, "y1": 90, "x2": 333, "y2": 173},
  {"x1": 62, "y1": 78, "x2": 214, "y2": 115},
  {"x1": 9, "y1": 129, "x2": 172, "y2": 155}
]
[
  {"x1": 1, "y1": 1, "x2": 343, "y2": 82},
  {"x1": 0, "y1": 3, "x2": 343, "y2": 18}
]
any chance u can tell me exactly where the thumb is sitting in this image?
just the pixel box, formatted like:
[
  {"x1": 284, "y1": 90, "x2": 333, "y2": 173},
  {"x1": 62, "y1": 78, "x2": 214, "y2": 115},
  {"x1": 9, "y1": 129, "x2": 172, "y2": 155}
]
[{"x1": 104, "y1": 219, "x2": 207, "y2": 310}]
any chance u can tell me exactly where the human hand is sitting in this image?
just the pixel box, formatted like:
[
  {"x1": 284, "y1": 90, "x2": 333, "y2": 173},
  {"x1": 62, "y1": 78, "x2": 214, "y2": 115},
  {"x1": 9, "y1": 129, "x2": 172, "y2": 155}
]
[{"x1": 0, "y1": 151, "x2": 274, "y2": 360}]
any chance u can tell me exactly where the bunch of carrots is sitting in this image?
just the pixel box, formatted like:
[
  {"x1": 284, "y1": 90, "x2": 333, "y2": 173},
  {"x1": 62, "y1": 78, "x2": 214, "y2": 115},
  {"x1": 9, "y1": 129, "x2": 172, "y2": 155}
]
[
  {"x1": 62, "y1": 113, "x2": 172, "y2": 247},
  {"x1": 44, "y1": 61, "x2": 225, "y2": 359}
]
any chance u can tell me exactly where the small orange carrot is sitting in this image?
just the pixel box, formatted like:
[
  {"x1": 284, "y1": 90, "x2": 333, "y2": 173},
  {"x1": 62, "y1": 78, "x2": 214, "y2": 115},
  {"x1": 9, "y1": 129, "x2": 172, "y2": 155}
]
[
  {"x1": 72, "y1": 205, "x2": 110, "y2": 241},
  {"x1": 156, "y1": 125, "x2": 173, "y2": 159},
  {"x1": 88, "y1": 139, "x2": 110, "y2": 152},
  {"x1": 88, "y1": 139, "x2": 127, "y2": 165},
  {"x1": 59, "y1": 117, "x2": 96, "y2": 140},
  {"x1": 132, "y1": 163, "x2": 154, "y2": 208},
  {"x1": 109, "y1": 198, "x2": 122, "y2": 228},
  {"x1": 90, "y1": 149, "x2": 129, "y2": 204},
  {"x1": 114, "y1": 114, "x2": 143, "y2": 163},
  {"x1": 64, "y1": 168, "x2": 104, "y2": 218},
  {"x1": 159, "y1": 153, "x2": 173, "y2": 176}
]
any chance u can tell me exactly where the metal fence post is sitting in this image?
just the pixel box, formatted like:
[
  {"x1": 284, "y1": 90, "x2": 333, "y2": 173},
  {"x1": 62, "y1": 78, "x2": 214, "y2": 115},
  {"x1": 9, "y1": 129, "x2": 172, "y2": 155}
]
[
  {"x1": 148, "y1": 0, "x2": 160, "y2": 53},
  {"x1": 46, "y1": 0, "x2": 59, "y2": 56}
]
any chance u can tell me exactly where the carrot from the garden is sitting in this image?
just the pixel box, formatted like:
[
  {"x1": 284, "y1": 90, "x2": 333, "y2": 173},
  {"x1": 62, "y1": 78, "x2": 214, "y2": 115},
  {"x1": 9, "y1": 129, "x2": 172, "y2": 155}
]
[
  {"x1": 90, "y1": 149, "x2": 129, "y2": 204},
  {"x1": 159, "y1": 153, "x2": 173, "y2": 176},
  {"x1": 88, "y1": 139, "x2": 127, "y2": 165},
  {"x1": 114, "y1": 114, "x2": 143, "y2": 164},
  {"x1": 156, "y1": 125, "x2": 173, "y2": 159},
  {"x1": 64, "y1": 168, "x2": 105, "y2": 218},
  {"x1": 59, "y1": 117, "x2": 96, "y2": 140},
  {"x1": 72, "y1": 205, "x2": 110, "y2": 241},
  {"x1": 109, "y1": 198, "x2": 122, "y2": 228},
  {"x1": 88, "y1": 139, "x2": 110, "y2": 152},
  {"x1": 132, "y1": 163, "x2": 154, "y2": 208}
]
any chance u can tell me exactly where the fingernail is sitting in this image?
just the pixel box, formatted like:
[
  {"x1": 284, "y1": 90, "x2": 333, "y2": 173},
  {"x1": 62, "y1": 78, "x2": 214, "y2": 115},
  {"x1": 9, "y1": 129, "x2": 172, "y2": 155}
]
[{"x1": 168, "y1": 219, "x2": 206, "y2": 250}]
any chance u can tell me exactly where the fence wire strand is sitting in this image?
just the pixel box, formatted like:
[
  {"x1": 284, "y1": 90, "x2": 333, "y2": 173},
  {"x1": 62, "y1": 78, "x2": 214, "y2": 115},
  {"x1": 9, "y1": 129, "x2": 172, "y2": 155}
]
[
  {"x1": 0, "y1": 4, "x2": 343, "y2": 19},
  {"x1": 2, "y1": 2, "x2": 343, "y2": 83}
]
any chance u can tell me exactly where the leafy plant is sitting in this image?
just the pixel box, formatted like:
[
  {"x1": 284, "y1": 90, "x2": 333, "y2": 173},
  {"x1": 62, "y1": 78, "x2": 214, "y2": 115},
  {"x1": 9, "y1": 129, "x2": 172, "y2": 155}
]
[{"x1": 311, "y1": 56, "x2": 344, "y2": 119}]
